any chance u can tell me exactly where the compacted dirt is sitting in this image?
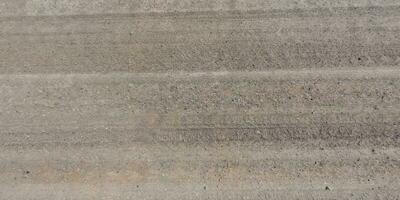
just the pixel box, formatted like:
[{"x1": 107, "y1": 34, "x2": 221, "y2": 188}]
[{"x1": 0, "y1": 0, "x2": 399, "y2": 199}]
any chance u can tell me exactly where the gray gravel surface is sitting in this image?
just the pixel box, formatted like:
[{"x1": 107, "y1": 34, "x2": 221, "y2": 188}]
[{"x1": 0, "y1": 0, "x2": 399, "y2": 199}]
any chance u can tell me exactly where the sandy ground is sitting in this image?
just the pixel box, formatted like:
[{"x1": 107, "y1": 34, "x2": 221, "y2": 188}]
[{"x1": 0, "y1": 0, "x2": 399, "y2": 199}]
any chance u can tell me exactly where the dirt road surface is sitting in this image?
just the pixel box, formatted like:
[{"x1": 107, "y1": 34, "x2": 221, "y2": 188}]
[{"x1": 0, "y1": 0, "x2": 399, "y2": 199}]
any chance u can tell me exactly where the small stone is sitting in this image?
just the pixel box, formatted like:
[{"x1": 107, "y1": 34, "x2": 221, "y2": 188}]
[{"x1": 325, "y1": 186, "x2": 330, "y2": 191}]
